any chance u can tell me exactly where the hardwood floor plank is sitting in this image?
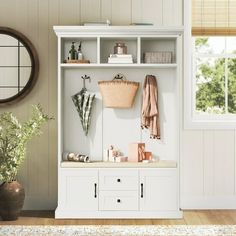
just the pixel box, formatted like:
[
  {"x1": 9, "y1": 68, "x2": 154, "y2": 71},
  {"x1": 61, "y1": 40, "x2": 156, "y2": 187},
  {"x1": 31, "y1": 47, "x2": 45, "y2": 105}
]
[
  {"x1": 184, "y1": 210, "x2": 202, "y2": 225},
  {"x1": 0, "y1": 210, "x2": 236, "y2": 225}
]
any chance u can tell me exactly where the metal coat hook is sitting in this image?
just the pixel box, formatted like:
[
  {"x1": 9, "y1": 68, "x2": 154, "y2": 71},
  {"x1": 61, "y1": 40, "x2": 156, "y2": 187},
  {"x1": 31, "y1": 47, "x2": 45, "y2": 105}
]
[
  {"x1": 81, "y1": 74, "x2": 91, "y2": 90},
  {"x1": 113, "y1": 73, "x2": 126, "y2": 81}
]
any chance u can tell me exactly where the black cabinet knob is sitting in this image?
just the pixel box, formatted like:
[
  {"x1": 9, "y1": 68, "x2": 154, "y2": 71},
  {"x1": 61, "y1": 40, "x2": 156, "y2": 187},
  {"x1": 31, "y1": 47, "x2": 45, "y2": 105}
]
[
  {"x1": 117, "y1": 178, "x2": 121, "y2": 182},
  {"x1": 117, "y1": 199, "x2": 121, "y2": 203}
]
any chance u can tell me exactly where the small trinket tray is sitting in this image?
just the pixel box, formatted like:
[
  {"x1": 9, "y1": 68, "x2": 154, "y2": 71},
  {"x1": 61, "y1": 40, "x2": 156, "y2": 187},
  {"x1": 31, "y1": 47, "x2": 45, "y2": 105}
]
[{"x1": 64, "y1": 59, "x2": 90, "y2": 64}]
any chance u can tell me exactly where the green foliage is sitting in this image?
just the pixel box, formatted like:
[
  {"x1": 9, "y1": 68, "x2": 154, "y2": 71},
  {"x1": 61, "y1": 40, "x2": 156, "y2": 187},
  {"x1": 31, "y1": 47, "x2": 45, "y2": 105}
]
[
  {"x1": 0, "y1": 105, "x2": 52, "y2": 183},
  {"x1": 195, "y1": 37, "x2": 236, "y2": 114},
  {"x1": 228, "y1": 58, "x2": 236, "y2": 113},
  {"x1": 196, "y1": 57, "x2": 225, "y2": 113},
  {"x1": 195, "y1": 37, "x2": 209, "y2": 51}
]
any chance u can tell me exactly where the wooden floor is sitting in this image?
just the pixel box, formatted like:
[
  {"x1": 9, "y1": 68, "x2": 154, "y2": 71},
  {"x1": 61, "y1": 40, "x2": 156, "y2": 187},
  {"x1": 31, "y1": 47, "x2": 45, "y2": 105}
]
[{"x1": 0, "y1": 210, "x2": 236, "y2": 225}]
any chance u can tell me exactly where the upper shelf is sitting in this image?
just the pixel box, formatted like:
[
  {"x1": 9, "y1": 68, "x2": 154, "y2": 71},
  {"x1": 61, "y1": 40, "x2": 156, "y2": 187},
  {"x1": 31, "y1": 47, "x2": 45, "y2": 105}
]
[{"x1": 55, "y1": 26, "x2": 182, "y2": 68}]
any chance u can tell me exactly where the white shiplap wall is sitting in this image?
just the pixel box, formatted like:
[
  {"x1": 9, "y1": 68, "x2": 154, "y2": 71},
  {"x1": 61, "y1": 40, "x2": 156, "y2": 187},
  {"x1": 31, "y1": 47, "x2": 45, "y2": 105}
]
[
  {"x1": 181, "y1": 130, "x2": 236, "y2": 209},
  {"x1": 0, "y1": 0, "x2": 235, "y2": 210}
]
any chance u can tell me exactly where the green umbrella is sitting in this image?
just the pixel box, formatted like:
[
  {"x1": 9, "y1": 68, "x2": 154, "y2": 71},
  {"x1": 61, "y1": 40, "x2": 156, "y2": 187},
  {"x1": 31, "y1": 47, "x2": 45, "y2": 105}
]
[{"x1": 72, "y1": 89, "x2": 95, "y2": 136}]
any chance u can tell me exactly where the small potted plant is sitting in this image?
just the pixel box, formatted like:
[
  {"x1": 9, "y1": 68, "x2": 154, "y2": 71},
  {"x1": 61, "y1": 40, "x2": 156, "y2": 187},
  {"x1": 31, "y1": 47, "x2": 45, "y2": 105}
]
[{"x1": 0, "y1": 104, "x2": 52, "y2": 220}]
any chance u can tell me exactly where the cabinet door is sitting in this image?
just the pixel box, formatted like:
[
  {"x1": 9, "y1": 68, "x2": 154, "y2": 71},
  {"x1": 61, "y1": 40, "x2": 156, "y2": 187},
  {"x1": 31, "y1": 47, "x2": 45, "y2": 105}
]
[
  {"x1": 140, "y1": 169, "x2": 178, "y2": 211},
  {"x1": 61, "y1": 169, "x2": 98, "y2": 211}
]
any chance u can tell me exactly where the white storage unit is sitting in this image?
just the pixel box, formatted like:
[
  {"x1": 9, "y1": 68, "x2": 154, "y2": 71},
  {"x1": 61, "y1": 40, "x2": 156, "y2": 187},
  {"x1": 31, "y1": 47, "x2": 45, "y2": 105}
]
[
  {"x1": 54, "y1": 26, "x2": 183, "y2": 219},
  {"x1": 56, "y1": 163, "x2": 181, "y2": 218}
]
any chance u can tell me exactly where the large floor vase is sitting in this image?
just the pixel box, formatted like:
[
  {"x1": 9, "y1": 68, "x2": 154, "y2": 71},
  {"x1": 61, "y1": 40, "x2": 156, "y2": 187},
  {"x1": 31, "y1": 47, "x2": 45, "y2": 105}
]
[{"x1": 0, "y1": 181, "x2": 25, "y2": 221}]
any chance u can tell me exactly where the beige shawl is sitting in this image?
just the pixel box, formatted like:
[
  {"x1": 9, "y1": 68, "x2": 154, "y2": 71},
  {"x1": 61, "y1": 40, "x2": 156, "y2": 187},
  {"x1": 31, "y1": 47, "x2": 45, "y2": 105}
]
[{"x1": 141, "y1": 75, "x2": 160, "y2": 139}]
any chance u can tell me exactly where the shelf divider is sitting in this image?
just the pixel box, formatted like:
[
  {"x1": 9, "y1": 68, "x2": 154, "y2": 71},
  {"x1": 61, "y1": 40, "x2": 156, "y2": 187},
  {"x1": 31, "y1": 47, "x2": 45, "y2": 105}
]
[
  {"x1": 137, "y1": 37, "x2": 141, "y2": 65},
  {"x1": 97, "y1": 37, "x2": 100, "y2": 64}
]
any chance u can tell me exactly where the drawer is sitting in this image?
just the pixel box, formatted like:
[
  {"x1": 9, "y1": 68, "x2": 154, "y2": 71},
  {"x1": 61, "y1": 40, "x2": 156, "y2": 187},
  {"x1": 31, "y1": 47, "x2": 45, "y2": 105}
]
[
  {"x1": 99, "y1": 169, "x2": 138, "y2": 190},
  {"x1": 99, "y1": 191, "x2": 139, "y2": 211}
]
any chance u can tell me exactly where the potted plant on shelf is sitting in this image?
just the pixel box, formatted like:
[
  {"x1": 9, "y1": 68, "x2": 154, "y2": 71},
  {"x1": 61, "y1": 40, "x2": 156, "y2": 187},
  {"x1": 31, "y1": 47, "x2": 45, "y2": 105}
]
[{"x1": 0, "y1": 104, "x2": 52, "y2": 221}]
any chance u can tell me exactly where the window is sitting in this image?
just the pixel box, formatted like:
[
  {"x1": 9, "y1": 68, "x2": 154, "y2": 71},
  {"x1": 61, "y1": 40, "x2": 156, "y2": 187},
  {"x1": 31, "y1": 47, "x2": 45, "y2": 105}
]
[
  {"x1": 184, "y1": 0, "x2": 236, "y2": 129},
  {"x1": 193, "y1": 36, "x2": 236, "y2": 115}
]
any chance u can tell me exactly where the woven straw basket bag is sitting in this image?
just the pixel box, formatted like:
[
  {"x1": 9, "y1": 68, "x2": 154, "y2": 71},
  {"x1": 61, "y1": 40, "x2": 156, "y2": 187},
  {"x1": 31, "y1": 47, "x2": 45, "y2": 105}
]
[{"x1": 98, "y1": 74, "x2": 139, "y2": 108}]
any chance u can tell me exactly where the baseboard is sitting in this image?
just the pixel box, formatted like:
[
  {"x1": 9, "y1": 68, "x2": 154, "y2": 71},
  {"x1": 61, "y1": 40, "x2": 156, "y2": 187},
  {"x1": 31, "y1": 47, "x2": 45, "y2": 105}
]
[
  {"x1": 181, "y1": 196, "x2": 236, "y2": 209},
  {"x1": 55, "y1": 207, "x2": 183, "y2": 219}
]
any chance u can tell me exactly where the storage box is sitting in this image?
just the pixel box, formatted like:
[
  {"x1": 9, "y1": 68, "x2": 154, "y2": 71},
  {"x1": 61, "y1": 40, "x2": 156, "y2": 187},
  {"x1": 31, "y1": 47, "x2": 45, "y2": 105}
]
[
  {"x1": 128, "y1": 143, "x2": 145, "y2": 162},
  {"x1": 143, "y1": 51, "x2": 172, "y2": 64}
]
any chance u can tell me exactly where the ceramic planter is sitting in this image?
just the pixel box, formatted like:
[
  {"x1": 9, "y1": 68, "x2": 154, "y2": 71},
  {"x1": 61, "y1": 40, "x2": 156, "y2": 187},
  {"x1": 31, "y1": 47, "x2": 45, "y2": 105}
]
[{"x1": 0, "y1": 181, "x2": 25, "y2": 221}]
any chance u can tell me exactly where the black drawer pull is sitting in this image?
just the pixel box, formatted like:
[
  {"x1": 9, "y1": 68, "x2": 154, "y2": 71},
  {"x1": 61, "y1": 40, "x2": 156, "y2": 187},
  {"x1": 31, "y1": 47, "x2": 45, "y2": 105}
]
[
  {"x1": 141, "y1": 183, "x2": 143, "y2": 198},
  {"x1": 117, "y1": 178, "x2": 121, "y2": 183},
  {"x1": 117, "y1": 199, "x2": 121, "y2": 203},
  {"x1": 94, "y1": 183, "x2": 97, "y2": 198}
]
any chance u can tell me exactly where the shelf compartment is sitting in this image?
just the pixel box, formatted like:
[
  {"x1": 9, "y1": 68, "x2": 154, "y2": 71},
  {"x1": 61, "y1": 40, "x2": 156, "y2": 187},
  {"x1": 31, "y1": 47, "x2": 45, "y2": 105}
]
[
  {"x1": 100, "y1": 37, "x2": 138, "y2": 64},
  {"x1": 61, "y1": 37, "x2": 97, "y2": 64},
  {"x1": 140, "y1": 37, "x2": 176, "y2": 64}
]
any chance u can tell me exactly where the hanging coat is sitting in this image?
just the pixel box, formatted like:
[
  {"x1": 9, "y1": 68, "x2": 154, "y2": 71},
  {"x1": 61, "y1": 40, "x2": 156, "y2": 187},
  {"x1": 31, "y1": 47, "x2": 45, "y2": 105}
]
[
  {"x1": 141, "y1": 75, "x2": 160, "y2": 139},
  {"x1": 72, "y1": 89, "x2": 95, "y2": 136}
]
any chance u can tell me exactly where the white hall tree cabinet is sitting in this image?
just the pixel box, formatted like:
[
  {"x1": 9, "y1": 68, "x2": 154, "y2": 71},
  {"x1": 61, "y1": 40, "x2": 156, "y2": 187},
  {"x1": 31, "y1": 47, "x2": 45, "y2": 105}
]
[{"x1": 54, "y1": 26, "x2": 183, "y2": 219}]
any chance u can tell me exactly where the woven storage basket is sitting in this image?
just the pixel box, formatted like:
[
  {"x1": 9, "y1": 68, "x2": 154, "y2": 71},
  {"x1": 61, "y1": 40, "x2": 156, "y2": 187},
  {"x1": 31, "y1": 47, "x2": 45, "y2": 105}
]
[{"x1": 98, "y1": 74, "x2": 139, "y2": 108}]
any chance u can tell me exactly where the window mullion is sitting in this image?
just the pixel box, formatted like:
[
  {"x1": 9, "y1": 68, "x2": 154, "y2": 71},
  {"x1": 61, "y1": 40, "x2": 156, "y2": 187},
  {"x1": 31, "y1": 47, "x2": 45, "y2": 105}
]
[{"x1": 225, "y1": 57, "x2": 228, "y2": 114}]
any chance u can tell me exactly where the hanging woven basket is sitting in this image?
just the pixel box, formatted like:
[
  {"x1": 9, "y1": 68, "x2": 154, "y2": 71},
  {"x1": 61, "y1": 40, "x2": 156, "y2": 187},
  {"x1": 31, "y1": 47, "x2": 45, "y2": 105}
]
[{"x1": 98, "y1": 74, "x2": 139, "y2": 108}]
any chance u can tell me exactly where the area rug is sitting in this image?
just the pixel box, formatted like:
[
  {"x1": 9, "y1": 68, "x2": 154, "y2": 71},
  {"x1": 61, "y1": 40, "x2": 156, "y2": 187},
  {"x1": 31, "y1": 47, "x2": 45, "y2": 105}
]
[{"x1": 0, "y1": 225, "x2": 236, "y2": 236}]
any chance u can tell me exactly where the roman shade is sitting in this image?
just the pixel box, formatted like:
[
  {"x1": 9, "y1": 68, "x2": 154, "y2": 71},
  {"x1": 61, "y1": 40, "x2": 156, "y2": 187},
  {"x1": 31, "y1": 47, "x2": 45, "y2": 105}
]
[{"x1": 192, "y1": 0, "x2": 236, "y2": 35}]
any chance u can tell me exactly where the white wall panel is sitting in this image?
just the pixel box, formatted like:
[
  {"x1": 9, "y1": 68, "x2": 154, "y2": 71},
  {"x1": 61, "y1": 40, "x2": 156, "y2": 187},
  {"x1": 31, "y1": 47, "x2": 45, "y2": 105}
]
[
  {"x1": 203, "y1": 131, "x2": 214, "y2": 196},
  {"x1": 131, "y1": 0, "x2": 143, "y2": 23},
  {"x1": 182, "y1": 129, "x2": 236, "y2": 209},
  {"x1": 101, "y1": 0, "x2": 112, "y2": 22},
  {"x1": 173, "y1": 0, "x2": 183, "y2": 26},
  {"x1": 111, "y1": 0, "x2": 132, "y2": 25},
  {"x1": 81, "y1": 0, "x2": 101, "y2": 23},
  {"x1": 163, "y1": 0, "x2": 173, "y2": 26},
  {"x1": 213, "y1": 131, "x2": 235, "y2": 196},
  {"x1": 59, "y1": 0, "x2": 78, "y2": 25},
  {"x1": 181, "y1": 130, "x2": 204, "y2": 196},
  {"x1": 141, "y1": 0, "x2": 163, "y2": 26}
]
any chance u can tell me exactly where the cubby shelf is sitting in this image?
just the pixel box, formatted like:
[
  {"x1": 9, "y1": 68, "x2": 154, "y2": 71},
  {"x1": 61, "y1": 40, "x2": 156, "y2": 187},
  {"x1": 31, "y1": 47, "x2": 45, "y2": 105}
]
[{"x1": 57, "y1": 26, "x2": 181, "y2": 67}]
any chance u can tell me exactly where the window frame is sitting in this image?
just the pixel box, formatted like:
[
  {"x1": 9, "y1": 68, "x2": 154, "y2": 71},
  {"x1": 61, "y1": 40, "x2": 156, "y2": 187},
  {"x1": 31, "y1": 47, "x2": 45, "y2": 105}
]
[{"x1": 184, "y1": 0, "x2": 236, "y2": 129}]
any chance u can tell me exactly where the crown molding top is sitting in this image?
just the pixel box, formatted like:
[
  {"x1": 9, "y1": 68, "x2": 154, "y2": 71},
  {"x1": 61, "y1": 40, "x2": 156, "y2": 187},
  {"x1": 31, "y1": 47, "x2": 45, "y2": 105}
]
[{"x1": 53, "y1": 25, "x2": 184, "y2": 37}]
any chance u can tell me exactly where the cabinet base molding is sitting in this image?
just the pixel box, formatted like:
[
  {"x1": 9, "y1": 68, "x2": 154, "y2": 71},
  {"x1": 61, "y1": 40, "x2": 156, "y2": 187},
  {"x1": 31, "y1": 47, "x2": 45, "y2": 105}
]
[{"x1": 55, "y1": 208, "x2": 183, "y2": 219}]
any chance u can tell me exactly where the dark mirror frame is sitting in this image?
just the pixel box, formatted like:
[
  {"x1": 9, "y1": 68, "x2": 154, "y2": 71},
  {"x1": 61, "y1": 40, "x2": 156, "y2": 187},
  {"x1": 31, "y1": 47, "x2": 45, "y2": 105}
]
[{"x1": 0, "y1": 27, "x2": 39, "y2": 106}]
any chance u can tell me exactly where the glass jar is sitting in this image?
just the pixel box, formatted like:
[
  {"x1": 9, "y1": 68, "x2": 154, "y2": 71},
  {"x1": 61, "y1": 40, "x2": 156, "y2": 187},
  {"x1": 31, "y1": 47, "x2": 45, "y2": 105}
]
[{"x1": 114, "y1": 42, "x2": 127, "y2": 54}]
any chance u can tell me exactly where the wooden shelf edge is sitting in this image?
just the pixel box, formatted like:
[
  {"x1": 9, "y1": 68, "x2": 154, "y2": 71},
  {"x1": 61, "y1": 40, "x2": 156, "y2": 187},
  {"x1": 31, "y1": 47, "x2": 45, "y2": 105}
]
[
  {"x1": 60, "y1": 160, "x2": 177, "y2": 168},
  {"x1": 60, "y1": 63, "x2": 177, "y2": 68}
]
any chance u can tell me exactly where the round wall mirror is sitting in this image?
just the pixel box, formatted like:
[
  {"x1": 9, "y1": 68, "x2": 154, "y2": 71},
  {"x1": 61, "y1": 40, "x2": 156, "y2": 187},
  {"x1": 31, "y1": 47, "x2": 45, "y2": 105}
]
[{"x1": 0, "y1": 27, "x2": 39, "y2": 105}]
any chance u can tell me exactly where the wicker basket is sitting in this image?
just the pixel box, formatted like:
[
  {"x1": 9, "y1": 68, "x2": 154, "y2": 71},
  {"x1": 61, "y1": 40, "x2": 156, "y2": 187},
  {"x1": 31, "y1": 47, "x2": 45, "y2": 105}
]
[{"x1": 98, "y1": 74, "x2": 139, "y2": 108}]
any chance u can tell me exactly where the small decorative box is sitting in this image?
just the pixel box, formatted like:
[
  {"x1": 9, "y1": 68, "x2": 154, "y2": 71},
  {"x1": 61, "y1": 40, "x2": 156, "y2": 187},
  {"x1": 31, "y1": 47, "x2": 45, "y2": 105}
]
[
  {"x1": 143, "y1": 51, "x2": 172, "y2": 64},
  {"x1": 128, "y1": 143, "x2": 145, "y2": 162}
]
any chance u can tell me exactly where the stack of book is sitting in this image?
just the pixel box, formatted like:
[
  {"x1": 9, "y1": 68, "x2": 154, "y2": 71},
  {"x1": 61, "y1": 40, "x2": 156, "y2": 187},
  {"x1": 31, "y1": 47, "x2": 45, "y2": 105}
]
[{"x1": 108, "y1": 54, "x2": 133, "y2": 64}]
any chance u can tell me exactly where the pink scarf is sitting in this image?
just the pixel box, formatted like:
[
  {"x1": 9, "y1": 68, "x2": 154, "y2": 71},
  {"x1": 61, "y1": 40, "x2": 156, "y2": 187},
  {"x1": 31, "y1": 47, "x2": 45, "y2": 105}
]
[{"x1": 141, "y1": 75, "x2": 160, "y2": 139}]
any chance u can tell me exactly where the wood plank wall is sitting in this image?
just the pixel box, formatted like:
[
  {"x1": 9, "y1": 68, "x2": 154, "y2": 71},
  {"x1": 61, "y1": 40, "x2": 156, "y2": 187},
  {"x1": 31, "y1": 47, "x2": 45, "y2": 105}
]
[{"x1": 0, "y1": 0, "x2": 235, "y2": 210}]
